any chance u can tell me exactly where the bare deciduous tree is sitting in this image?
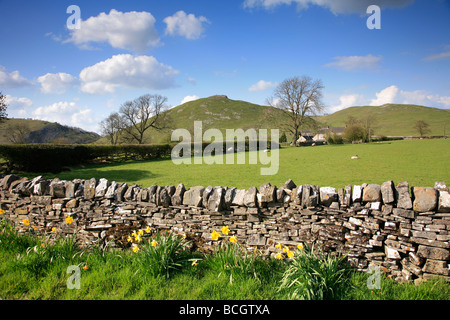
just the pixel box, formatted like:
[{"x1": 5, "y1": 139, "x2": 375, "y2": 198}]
[
  {"x1": 119, "y1": 94, "x2": 170, "y2": 144},
  {"x1": 5, "y1": 122, "x2": 30, "y2": 144},
  {"x1": 414, "y1": 120, "x2": 431, "y2": 137},
  {"x1": 267, "y1": 76, "x2": 325, "y2": 146},
  {"x1": 0, "y1": 92, "x2": 8, "y2": 123},
  {"x1": 100, "y1": 112, "x2": 126, "y2": 145}
]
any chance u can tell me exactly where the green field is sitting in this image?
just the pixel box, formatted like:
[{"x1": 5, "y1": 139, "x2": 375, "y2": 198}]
[{"x1": 36, "y1": 139, "x2": 450, "y2": 190}]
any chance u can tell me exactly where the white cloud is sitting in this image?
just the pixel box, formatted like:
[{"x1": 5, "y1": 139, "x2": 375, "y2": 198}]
[
  {"x1": 180, "y1": 95, "x2": 200, "y2": 105},
  {"x1": 248, "y1": 80, "x2": 278, "y2": 92},
  {"x1": 243, "y1": 0, "x2": 414, "y2": 15},
  {"x1": 164, "y1": 11, "x2": 210, "y2": 40},
  {"x1": 329, "y1": 94, "x2": 368, "y2": 113},
  {"x1": 66, "y1": 9, "x2": 160, "y2": 52},
  {"x1": 4, "y1": 94, "x2": 33, "y2": 109},
  {"x1": 0, "y1": 66, "x2": 32, "y2": 88},
  {"x1": 79, "y1": 54, "x2": 179, "y2": 94},
  {"x1": 37, "y1": 72, "x2": 78, "y2": 94},
  {"x1": 423, "y1": 51, "x2": 450, "y2": 61},
  {"x1": 32, "y1": 101, "x2": 94, "y2": 130},
  {"x1": 370, "y1": 85, "x2": 399, "y2": 106},
  {"x1": 325, "y1": 54, "x2": 382, "y2": 71},
  {"x1": 330, "y1": 85, "x2": 450, "y2": 113}
]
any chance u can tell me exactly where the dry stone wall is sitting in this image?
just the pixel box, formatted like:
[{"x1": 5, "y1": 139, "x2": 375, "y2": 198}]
[{"x1": 1, "y1": 174, "x2": 449, "y2": 283}]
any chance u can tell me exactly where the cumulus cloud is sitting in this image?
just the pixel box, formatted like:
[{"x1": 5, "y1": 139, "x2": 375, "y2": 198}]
[
  {"x1": 0, "y1": 66, "x2": 32, "y2": 88},
  {"x1": 79, "y1": 54, "x2": 179, "y2": 94},
  {"x1": 32, "y1": 101, "x2": 94, "y2": 130},
  {"x1": 330, "y1": 85, "x2": 450, "y2": 112},
  {"x1": 243, "y1": 0, "x2": 414, "y2": 15},
  {"x1": 66, "y1": 9, "x2": 160, "y2": 52},
  {"x1": 329, "y1": 94, "x2": 368, "y2": 113},
  {"x1": 4, "y1": 95, "x2": 33, "y2": 109},
  {"x1": 325, "y1": 54, "x2": 382, "y2": 71},
  {"x1": 180, "y1": 95, "x2": 200, "y2": 105},
  {"x1": 423, "y1": 51, "x2": 450, "y2": 61},
  {"x1": 164, "y1": 11, "x2": 210, "y2": 40},
  {"x1": 37, "y1": 72, "x2": 78, "y2": 94},
  {"x1": 370, "y1": 85, "x2": 399, "y2": 105},
  {"x1": 248, "y1": 80, "x2": 278, "y2": 92}
]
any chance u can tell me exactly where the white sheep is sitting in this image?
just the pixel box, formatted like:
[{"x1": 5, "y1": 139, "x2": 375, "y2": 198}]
[{"x1": 351, "y1": 155, "x2": 359, "y2": 159}]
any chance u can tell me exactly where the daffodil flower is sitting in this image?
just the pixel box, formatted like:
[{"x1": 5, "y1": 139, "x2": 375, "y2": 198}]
[
  {"x1": 23, "y1": 219, "x2": 30, "y2": 226},
  {"x1": 138, "y1": 229, "x2": 144, "y2": 236},
  {"x1": 132, "y1": 244, "x2": 139, "y2": 252},
  {"x1": 275, "y1": 243, "x2": 282, "y2": 250},
  {"x1": 211, "y1": 230, "x2": 220, "y2": 240},
  {"x1": 275, "y1": 253, "x2": 283, "y2": 260},
  {"x1": 192, "y1": 260, "x2": 198, "y2": 266},
  {"x1": 287, "y1": 250, "x2": 294, "y2": 258},
  {"x1": 297, "y1": 243, "x2": 304, "y2": 250},
  {"x1": 151, "y1": 240, "x2": 158, "y2": 247},
  {"x1": 0, "y1": 209, "x2": 5, "y2": 214},
  {"x1": 127, "y1": 236, "x2": 133, "y2": 243},
  {"x1": 65, "y1": 216, "x2": 73, "y2": 224},
  {"x1": 144, "y1": 226, "x2": 151, "y2": 233},
  {"x1": 229, "y1": 235, "x2": 237, "y2": 243},
  {"x1": 221, "y1": 226, "x2": 230, "y2": 235}
]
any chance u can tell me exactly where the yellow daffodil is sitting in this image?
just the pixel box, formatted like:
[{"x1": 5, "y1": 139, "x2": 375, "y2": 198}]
[
  {"x1": 131, "y1": 231, "x2": 137, "y2": 237},
  {"x1": 297, "y1": 243, "x2": 304, "y2": 250},
  {"x1": 283, "y1": 247, "x2": 289, "y2": 252},
  {"x1": 127, "y1": 236, "x2": 133, "y2": 243},
  {"x1": 132, "y1": 244, "x2": 139, "y2": 252},
  {"x1": 229, "y1": 235, "x2": 237, "y2": 243},
  {"x1": 181, "y1": 233, "x2": 187, "y2": 239},
  {"x1": 151, "y1": 240, "x2": 158, "y2": 247},
  {"x1": 144, "y1": 226, "x2": 151, "y2": 233},
  {"x1": 135, "y1": 234, "x2": 142, "y2": 242},
  {"x1": 287, "y1": 250, "x2": 294, "y2": 258},
  {"x1": 65, "y1": 216, "x2": 73, "y2": 224},
  {"x1": 51, "y1": 227, "x2": 57, "y2": 232},
  {"x1": 0, "y1": 209, "x2": 5, "y2": 214},
  {"x1": 138, "y1": 229, "x2": 144, "y2": 236},
  {"x1": 221, "y1": 226, "x2": 230, "y2": 235},
  {"x1": 32, "y1": 226, "x2": 37, "y2": 231},
  {"x1": 192, "y1": 260, "x2": 198, "y2": 266},
  {"x1": 275, "y1": 253, "x2": 283, "y2": 260},
  {"x1": 23, "y1": 219, "x2": 30, "y2": 226},
  {"x1": 275, "y1": 243, "x2": 282, "y2": 250},
  {"x1": 211, "y1": 230, "x2": 220, "y2": 240}
]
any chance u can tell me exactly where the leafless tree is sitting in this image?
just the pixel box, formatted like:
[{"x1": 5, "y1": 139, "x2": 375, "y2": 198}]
[
  {"x1": 414, "y1": 120, "x2": 431, "y2": 137},
  {"x1": 0, "y1": 92, "x2": 8, "y2": 123},
  {"x1": 267, "y1": 76, "x2": 325, "y2": 145},
  {"x1": 100, "y1": 112, "x2": 126, "y2": 145},
  {"x1": 119, "y1": 94, "x2": 170, "y2": 144},
  {"x1": 5, "y1": 122, "x2": 30, "y2": 144}
]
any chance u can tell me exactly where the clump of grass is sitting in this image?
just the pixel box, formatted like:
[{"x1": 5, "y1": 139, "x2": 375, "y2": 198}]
[
  {"x1": 205, "y1": 242, "x2": 260, "y2": 282},
  {"x1": 278, "y1": 244, "x2": 352, "y2": 300},
  {"x1": 135, "y1": 231, "x2": 194, "y2": 279}
]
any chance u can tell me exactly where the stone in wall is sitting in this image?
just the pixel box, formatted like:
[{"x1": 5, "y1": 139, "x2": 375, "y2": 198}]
[
  {"x1": 172, "y1": 184, "x2": 186, "y2": 206},
  {"x1": 95, "y1": 178, "x2": 110, "y2": 198},
  {"x1": 381, "y1": 180, "x2": 395, "y2": 204},
  {"x1": 183, "y1": 186, "x2": 205, "y2": 207},
  {"x1": 207, "y1": 187, "x2": 225, "y2": 211},
  {"x1": 396, "y1": 181, "x2": 413, "y2": 210},
  {"x1": 84, "y1": 178, "x2": 97, "y2": 200},
  {"x1": 244, "y1": 187, "x2": 258, "y2": 208},
  {"x1": 412, "y1": 187, "x2": 437, "y2": 212},
  {"x1": 319, "y1": 187, "x2": 337, "y2": 207},
  {"x1": 362, "y1": 184, "x2": 381, "y2": 202}
]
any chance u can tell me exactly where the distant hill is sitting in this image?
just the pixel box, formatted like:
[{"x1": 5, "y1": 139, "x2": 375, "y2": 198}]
[
  {"x1": 95, "y1": 96, "x2": 450, "y2": 145},
  {"x1": 0, "y1": 118, "x2": 100, "y2": 144},
  {"x1": 96, "y1": 95, "x2": 290, "y2": 144},
  {"x1": 316, "y1": 104, "x2": 450, "y2": 137}
]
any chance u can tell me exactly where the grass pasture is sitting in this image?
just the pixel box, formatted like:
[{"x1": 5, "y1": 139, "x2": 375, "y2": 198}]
[{"x1": 36, "y1": 138, "x2": 450, "y2": 190}]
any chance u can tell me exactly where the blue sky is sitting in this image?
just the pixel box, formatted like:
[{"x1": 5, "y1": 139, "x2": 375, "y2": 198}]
[{"x1": 0, "y1": 0, "x2": 449, "y2": 133}]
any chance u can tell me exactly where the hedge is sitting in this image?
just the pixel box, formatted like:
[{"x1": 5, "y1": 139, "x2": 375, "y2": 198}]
[{"x1": 0, "y1": 140, "x2": 277, "y2": 173}]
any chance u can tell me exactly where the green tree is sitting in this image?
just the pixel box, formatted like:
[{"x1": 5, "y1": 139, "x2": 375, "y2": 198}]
[
  {"x1": 414, "y1": 120, "x2": 431, "y2": 137},
  {"x1": 0, "y1": 92, "x2": 8, "y2": 123}
]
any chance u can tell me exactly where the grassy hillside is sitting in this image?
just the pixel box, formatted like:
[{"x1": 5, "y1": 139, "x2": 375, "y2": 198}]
[
  {"x1": 96, "y1": 98, "x2": 450, "y2": 145},
  {"x1": 317, "y1": 104, "x2": 450, "y2": 137},
  {"x1": 97, "y1": 95, "x2": 290, "y2": 145},
  {"x1": 0, "y1": 118, "x2": 100, "y2": 144}
]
